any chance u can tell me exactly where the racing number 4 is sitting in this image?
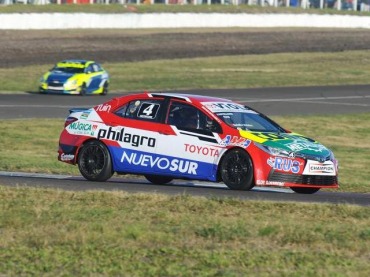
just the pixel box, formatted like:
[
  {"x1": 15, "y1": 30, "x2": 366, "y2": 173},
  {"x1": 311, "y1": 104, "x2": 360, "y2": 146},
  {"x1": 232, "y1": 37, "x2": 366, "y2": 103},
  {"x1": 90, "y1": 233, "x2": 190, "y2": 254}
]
[{"x1": 142, "y1": 104, "x2": 156, "y2": 116}]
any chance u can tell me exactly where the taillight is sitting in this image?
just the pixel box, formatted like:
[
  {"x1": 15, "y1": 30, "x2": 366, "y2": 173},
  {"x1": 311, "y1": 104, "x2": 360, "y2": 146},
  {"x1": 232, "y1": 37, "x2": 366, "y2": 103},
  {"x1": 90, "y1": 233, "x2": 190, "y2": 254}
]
[{"x1": 64, "y1": 116, "x2": 78, "y2": 127}]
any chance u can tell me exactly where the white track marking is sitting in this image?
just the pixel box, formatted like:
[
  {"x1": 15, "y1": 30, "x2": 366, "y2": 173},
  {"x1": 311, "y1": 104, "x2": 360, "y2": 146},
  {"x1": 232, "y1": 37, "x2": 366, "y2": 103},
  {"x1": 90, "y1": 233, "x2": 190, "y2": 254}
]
[
  {"x1": 0, "y1": 105, "x2": 89, "y2": 108},
  {"x1": 234, "y1": 95, "x2": 370, "y2": 103},
  {"x1": 282, "y1": 100, "x2": 370, "y2": 107},
  {"x1": 1, "y1": 96, "x2": 370, "y2": 108},
  {"x1": 0, "y1": 171, "x2": 73, "y2": 179},
  {"x1": 0, "y1": 171, "x2": 293, "y2": 193}
]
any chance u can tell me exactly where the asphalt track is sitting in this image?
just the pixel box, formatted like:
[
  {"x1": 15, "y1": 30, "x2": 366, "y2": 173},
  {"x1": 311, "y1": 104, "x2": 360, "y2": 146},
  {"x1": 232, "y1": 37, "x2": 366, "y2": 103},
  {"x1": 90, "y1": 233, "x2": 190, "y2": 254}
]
[
  {"x1": 1, "y1": 85, "x2": 370, "y2": 206},
  {"x1": 1, "y1": 84, "x2": 370, "y2": 119}
]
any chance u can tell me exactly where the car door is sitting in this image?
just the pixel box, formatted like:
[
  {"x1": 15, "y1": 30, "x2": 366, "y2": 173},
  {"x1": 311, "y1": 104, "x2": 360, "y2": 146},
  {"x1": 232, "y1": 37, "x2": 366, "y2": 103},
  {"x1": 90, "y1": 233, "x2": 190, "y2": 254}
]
[
  {"x1": 85, "y1": 63, "x2": 103, "y2": 93},
  {"x1": 107, "y1": 97, "x2": 168, "y2": 175},
  {"x1": 154, "y1": 100, "x2": 223, "y2": 181}
]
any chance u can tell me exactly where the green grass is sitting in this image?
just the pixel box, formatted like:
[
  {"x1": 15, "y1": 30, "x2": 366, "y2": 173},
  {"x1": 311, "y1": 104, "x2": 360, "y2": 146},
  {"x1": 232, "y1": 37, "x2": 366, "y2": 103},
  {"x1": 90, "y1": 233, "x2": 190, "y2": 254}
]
[
  {"x1": 1, "y1": 113, "x2": 369, "y2": 193},
  {"x1": 1, "y1": 186, "x2": 369, "y2": 276},
  {"x1": 0, "y1": 3, "x2": 368, "y2": 16},
  {"x1": 2, "y1": 50, "x2": 370, "y2": 93}
]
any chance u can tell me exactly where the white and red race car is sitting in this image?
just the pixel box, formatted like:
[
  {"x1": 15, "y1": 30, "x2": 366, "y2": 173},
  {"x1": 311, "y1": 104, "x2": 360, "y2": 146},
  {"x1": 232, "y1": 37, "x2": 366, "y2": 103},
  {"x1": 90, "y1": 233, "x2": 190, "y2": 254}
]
[{"x1": 58, "y1": 92, "x2": 338, "y2": 194}]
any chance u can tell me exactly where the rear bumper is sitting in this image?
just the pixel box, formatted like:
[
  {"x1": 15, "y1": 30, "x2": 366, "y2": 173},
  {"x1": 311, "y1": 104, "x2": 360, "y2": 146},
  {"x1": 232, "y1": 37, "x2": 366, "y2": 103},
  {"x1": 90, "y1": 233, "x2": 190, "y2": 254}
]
[{"x1": 58, "y1": 144, "x2": 78, "y2": 164}]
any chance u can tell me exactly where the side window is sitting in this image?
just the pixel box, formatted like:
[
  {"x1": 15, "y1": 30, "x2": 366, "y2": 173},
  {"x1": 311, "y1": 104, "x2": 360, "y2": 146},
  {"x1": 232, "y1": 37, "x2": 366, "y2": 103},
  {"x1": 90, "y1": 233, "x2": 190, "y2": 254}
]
[
  {"x1": 114, "y1": 99, "x2": 163, "y2": 123},
  {"x1": 86, "y1": 65, "x2": 94, "y2": 73},
  {"x1": 167, "y1": 101, "x2": 221, "y2": 133},
  {"x1": 114, "y1": 103, "x2": 128, "y2": 118},
  {"x1": 92, "y1": 64, "x2": 100, "y2": 72}
]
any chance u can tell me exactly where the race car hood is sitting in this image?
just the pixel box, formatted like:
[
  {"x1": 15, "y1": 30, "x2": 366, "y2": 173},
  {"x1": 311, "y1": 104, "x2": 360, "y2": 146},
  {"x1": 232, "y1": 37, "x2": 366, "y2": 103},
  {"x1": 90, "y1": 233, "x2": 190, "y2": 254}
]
[
  {"x1": 240, "y1": 130, "x2": 332, "y2": 161},
  {"x1": 47, "y1": 71, "x2": 75, "y2": 82}
]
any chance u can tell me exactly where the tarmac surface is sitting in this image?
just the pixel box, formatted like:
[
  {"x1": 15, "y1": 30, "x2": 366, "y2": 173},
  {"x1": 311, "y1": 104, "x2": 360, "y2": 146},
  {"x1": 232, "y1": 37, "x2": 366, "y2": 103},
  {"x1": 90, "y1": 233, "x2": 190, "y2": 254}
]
[{"x1": 1, "y1": 85, "x2": 369, "y2": 119}]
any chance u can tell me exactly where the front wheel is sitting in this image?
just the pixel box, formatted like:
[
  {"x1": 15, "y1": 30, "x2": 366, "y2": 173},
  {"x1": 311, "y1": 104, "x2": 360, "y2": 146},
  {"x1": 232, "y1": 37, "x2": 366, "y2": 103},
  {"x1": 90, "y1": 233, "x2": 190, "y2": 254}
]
[
  {"x1": 145, "y1": 175, "x2": 173, "y2": 185},
  {"x1": 101, "y1": 82, "x2": 108, "y2": 96},
  {"x1": 78, "y1": 140, "x2": 113, "y2": 181},
  {"x1": 220, "y1": 149, "x2": 254, "y2": 190},
  {"x1": 290, "y1": 187, "x2": 320, "y2": 194},
  {"x1": 79, "y1": 84, "x2": 87, "y2": 96}
]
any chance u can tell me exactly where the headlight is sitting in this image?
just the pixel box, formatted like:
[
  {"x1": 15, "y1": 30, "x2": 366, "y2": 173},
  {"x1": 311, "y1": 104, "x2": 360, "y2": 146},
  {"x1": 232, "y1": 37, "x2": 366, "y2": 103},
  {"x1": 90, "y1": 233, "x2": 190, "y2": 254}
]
[
  {"x1": 255, "y1": 142, "x2": 292, "y2": 157},
  {"x1": 64, "y1": 79, "x2": 78, "y2": 89},
  {"x1": 65, "y1": 79, "x2": 77, "y2": 86},
  {"x1": 40, "y1": 76, "x2": 45, "y2": 83}
]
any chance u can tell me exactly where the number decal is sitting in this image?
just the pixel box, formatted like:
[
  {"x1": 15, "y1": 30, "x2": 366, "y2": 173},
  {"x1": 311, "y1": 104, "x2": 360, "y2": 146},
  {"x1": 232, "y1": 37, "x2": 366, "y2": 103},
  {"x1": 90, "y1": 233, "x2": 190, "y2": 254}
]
[
  {"x1": 143, "y1": 104, "x2": 155, "y2": 116},
  {"x1": 138, "y1": 103, "x2": 160, "y2": 119}
]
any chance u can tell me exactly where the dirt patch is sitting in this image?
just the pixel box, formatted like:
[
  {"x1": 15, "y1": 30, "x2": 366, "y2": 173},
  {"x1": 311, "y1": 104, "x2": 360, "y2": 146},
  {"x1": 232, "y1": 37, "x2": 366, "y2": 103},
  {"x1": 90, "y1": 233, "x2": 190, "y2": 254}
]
[{"x1": 1, "y1": 28, "x2": 370, "y2": 68}]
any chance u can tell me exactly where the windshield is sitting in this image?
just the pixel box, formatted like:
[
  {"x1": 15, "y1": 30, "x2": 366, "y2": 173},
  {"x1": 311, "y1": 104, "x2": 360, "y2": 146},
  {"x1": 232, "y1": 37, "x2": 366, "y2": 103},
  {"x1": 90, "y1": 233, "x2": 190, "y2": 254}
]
[
  {"x1": 52, "y1": 66, "x2": 84, "y2": 74},
  {"x1": 215, "y1": 111, "x2": 284, "y2": 132},
  {"x1": 201, "y1": 101, "x2": 284, "y2": 132}
]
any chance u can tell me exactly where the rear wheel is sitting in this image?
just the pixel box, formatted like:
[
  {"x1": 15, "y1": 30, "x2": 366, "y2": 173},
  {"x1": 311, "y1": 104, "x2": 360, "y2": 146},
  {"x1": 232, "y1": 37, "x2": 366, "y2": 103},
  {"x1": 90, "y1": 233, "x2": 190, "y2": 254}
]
[
  {"x1": 220, "y1": 149, "x2": 254, "y2": 190},
  {"x1": 145, "y1": 175, "x2": 173, "y2": 185},
  {"x1": 290, "y1": 187, "x2": 320, "y2": 194},
  {"x1": 78, "y1": 140, "x2": 113, "y2": 181}
]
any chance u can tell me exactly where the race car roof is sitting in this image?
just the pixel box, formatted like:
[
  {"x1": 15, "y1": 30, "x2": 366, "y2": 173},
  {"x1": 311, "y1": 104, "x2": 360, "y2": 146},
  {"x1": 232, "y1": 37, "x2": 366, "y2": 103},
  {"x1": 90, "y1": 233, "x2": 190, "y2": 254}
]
[
  {"x1": 148, "y1": 92, "x2": 231, "y2": 104},
  {"x1": 56, "y1": 60, "x2": 94, "y2": 68}
]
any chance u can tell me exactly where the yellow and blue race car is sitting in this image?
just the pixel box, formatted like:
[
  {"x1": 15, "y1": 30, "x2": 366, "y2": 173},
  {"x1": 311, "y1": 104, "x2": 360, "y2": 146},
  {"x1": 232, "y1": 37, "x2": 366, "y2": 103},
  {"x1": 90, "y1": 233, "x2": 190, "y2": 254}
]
[{"x1": 39, "y1": 60, "x2": 109, "y2": 95}]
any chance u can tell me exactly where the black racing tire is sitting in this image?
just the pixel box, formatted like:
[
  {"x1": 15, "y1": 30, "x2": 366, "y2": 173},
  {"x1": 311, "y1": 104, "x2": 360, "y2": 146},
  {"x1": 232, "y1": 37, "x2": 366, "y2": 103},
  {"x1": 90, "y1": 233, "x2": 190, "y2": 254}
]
[
  {"x1": 101, "y1": 82, "x2": 108, "y2": 96},
  {"x1": 145, "y1": 174, "x2": 173, "y2": 185},
  {"x1": 77, "y1": 140, "x2": 113, "y2": 182},
  {"x1": 79, "y1": 84, "x2": 87, "y2": 96},
  {"x1": 220, "y1": 148, "x2": 254, "y2": 190},
  {"x1": 290, "y1": 187, "x2": 320, "y2": 194}
]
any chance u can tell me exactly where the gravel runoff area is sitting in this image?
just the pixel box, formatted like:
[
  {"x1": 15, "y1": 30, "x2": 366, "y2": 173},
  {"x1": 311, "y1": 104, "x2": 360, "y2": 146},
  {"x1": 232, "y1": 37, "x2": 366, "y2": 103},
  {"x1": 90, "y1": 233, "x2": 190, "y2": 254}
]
[{"x1": 1, "y1": 28, "x2": 370, "y2": 68}]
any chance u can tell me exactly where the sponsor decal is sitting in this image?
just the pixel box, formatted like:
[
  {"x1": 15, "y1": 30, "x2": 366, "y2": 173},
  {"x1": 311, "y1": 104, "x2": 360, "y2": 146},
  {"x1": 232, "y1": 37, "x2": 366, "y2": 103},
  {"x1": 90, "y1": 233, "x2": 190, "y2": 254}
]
[
  {"x1": 202, "y1": 102, "x2": 251, "y2": 113},
  {"x1": 286, "y1": 141, "x2": 327, "y2": 153},
  {"x1": 98, "y1": 127, "x2": 156, "y2": 148},
  {"x1": 95, "y1": 104, "x2": 111, "y2": 112},
  {"x1": 267, "y1": 157, "x2": 300, "y2": 173},
  {"x1": 80, "y1": 110, "x2": 91, "y2": 120},
  {"x1": 60, "y1": 153, "x2": 74, "y2": 161},
  {"x1": 303, "y1": 160, "x2": 336, "y2": 176},
  {"x1": 68, "y1": 122, "x2": 98, "y2": 135},
  {"x1": 220, "y1": 135, "x2": 251, "y2": 147},
  {"x1": 309, "y1": 163, "x2": 335, "y2": 174},
  {"x1": 184, "y1": 144, "x2": 219, "y2": 157},
  {"x1": 120, "y1": 151, "x2": 198, "y2": 175},
  {"x1": 256, "y1": 180, "x2": 285, "y2": 186}
]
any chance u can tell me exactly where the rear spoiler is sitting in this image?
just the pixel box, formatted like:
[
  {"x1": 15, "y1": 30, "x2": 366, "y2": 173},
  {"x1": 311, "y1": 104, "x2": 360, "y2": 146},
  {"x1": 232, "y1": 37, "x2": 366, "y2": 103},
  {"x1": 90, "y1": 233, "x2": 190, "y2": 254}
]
[{"x1": 69, "y1": 107, "x2": 90, "y2": 114}]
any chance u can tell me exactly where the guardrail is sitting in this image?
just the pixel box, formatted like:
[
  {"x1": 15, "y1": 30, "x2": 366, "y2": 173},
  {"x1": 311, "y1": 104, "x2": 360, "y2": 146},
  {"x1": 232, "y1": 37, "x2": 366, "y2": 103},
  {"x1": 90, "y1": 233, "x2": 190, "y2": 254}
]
[
  {"x1": 1, "y1": 0, "x2": 368, "y2": 12},
  {"x1": 2, "y1": 12, "x2": 370, "y2": 29}
]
